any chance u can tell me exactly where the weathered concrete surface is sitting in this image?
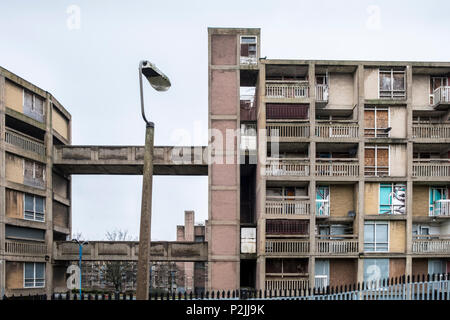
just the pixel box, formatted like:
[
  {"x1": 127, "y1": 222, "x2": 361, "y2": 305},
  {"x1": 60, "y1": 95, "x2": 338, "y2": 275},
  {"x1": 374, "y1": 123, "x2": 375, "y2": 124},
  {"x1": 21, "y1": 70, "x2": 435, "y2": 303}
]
[
  {"x1": 53, "y1": 241, "x2": 208, "y2": 262},
  {"x1": 53, "y1": 145, "x2": 208, "y2": 175}
]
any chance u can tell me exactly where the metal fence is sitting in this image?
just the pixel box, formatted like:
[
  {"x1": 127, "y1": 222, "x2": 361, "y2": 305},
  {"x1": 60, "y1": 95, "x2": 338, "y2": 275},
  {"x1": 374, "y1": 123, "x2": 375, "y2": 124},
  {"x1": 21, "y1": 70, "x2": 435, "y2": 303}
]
[{"x1": 3, "y1": 273, "x2": 450, "y2": 300}]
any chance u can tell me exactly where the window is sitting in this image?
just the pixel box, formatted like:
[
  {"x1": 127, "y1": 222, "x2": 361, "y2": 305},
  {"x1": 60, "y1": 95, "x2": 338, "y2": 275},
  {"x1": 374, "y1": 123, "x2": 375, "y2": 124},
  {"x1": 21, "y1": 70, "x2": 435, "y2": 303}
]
[
  {"x1": 240, "y1": 36, "x2": 257, "y2": 64},
  {"x1": 428, "y1": 259, "x2": 446, "y2": 276},
  {"x1": 364, "y1": 222, "x2": 388, "y2": 252},
  {"x1": 316, "y1": 186, "x2": 330, "y2": 217},
  {"x1": 24, "y1": 194, "x2": 45, "y2": 222},
  {"x1": 364, "y1": 145, "x2": 389, "y2": 176},
  {"x1": 429, "y1": 187, "x2": 449, "y2": 216},
  {"x1": 24, "y1": 262, "x2": 45, "y2": 288},
  {"x1": 364, "y1": 106, "x2": 389, "y2": 137},
  {"x1": 315, "y1": 259, "x2": 329, "y2": 289},
  {"x1": 363, "y1": 259, "x2": 389, "y2": 285},
  {"x1": 379, "y1": 69, "x2": 406, "y2": 99},
  {"x1": 23, "y1": 90, "x2": 45, "y2": 117},
  {"x1": 24, "y1": 159, "x2": 45, "y2": 188},
  {"x1": 379, "y1": 183, "x2": 406, "y2": 215}
]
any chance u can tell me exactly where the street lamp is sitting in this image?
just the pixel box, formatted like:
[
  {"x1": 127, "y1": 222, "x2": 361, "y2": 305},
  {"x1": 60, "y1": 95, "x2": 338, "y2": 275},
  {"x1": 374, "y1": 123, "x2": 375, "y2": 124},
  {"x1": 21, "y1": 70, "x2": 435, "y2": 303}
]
[
  {"x1": 136, "y1": 60, "x2": 171, "y2": 300},
  {"x1": 72, "y1": 239, "x2": 88, "y2": 297}
]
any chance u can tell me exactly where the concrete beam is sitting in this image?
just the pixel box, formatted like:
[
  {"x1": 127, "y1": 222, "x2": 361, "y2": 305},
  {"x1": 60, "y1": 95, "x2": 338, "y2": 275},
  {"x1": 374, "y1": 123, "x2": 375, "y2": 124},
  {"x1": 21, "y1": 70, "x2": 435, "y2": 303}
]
[
  {"x1": 53, "y1": 241, "x2": 208, "y2": 262},
  {"x1": 53, "y1": 145, "x2": 208, "y2": 175}
]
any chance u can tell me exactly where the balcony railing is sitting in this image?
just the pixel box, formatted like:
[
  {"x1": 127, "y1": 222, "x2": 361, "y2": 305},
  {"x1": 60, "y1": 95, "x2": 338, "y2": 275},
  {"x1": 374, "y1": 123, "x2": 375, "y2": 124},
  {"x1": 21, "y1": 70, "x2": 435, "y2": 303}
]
[
  {"x1": 265, "y1": 197, "x2": 310, "y2": 216},
  {"x1": 315, "y1": 159, "x2": 359, "y2": 177},
  {"x1": 266, "y1": 122, "x2": 309, "y2": 141},
  {"x1": 412, "y1": 124, "x2": 450, "y2": 139},
  {"x1": 412, "y1": 236, "x2": 450, "y2": 254},
  {"x1": 5, "y1": 129, "x2": 46, "y2": 156},
  {"x1": 315, "y1": 237, "x2": 358, "y2": 255},
  {"x1": 412, "y1": 159, "x2": 450, "y2": 177},
  {"x1": 431, "y1": 200, "x2": 450, "y2": 217},
  {"x1": 265, "y1": 239, "x2": 310, "y2": 255},
  {"x1": 265, "y1": 277, "x2": 309, "y2": 291},
  {"x1": 315, "y1": 122, "x2": 359, "y2": 139},
  {"x1": 266, "y1": 80, "x2": 309, "y2": 99},
  {"x1": 5, "y1": 240, "x2": 47, "y2": 256},
  {"x1": 315, "y1": 84, "x2": 329, "y2": 102},
  {"x1": 265, "y1": 158, "x2": 310, "y2": 177},
  {"x1": 432, "y1": 86, "x2": 450, "y2": 106}
]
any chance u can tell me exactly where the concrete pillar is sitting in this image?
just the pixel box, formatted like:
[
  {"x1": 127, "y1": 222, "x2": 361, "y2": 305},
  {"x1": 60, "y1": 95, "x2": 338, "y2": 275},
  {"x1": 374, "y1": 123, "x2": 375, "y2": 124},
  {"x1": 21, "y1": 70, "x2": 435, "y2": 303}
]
[
  {"x1": 0, "y1": 75, "x2": 5, "y2": 297},
  {"x1": 45, "y1": 96, "x2": 54, "y2": 298},
  {"x1": 255, "y1": 62, "x2": 266, "y2": 291},
  {"x1": 356, "y1": 64, "x2": 365, "y2": 284},
  {"x1": 405, "y1": 64, "x2": 413, "y2": 277},
  {"x1": 308, "y1": 63, "x2": 316, "y2": 287}
]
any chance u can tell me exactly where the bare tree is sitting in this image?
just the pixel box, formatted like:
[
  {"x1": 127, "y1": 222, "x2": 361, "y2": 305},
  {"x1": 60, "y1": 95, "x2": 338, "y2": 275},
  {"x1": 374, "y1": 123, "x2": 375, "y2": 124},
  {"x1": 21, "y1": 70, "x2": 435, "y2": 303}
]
[
  {"x1": 72, "y1": 231, "x2": 84, "y2": 241},
  {"x1": 103, "y1": 229, "x2": 136, "y2": 292}
]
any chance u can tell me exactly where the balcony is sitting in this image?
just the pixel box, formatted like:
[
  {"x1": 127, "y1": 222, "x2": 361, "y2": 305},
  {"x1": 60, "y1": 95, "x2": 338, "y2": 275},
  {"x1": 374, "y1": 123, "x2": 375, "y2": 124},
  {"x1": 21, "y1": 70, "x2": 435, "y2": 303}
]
[
  {"x1": 315, "y1": 122, "x2": 359, "y2": 139},
  {"x1": 430, "y1": 200, "x2": 450, "y2": 217},
  {"x1": 265, "y1": 80, "x2": 309, "y2": 99},
  {"x1": 265, "y1": 239, "x2": 310, "y2": 256},
  {"x1": 4, "y1": 240, "x2": 47, "y2": 256},
  {"x1": 412, "y1": 159, "x2": 450, "y2": 178},
  {"x1": 412, "y1": 124, "x2": 450, "y2": 140},
  {"x1": 412, "y1": 236, "x2": 450, "y2": 254},
  {"x1": 315, "y1": 236, "x2": 358, "y2": 255},
  {"x1": 265, "y1": 277, "x2": 309, "y2": 291},
  {"x1": 265, "y1": 197, "x2": 310, "y2": 216},
  {"x1": 5, "y1": 129, "x2": 46, "y2": 156},
  {"x1": 315, "y1": 159, "x2": 359, "y2": 177},
  {"x1": 266, "y1": 122, "x2": 309, "y2": 142},
  {"x1": 265, "y1": 158, "x2": 310, "y2": 177},
  {"x1": 432, "y1": 86, "x2": 450, "y2": 109}
]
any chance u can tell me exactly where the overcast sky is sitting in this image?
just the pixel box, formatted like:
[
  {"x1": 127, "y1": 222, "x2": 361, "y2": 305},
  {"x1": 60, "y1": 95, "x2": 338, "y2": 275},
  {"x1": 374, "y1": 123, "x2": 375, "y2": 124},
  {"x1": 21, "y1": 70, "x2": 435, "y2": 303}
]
[{"x1": 0, "y1": 0, "x2": 449, "y2": 241}]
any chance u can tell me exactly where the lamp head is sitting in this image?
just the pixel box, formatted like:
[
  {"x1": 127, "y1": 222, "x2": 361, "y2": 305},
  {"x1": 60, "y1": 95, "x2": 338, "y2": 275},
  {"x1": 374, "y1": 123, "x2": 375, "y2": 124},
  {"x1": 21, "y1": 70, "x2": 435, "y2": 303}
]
[{"x1": 140, "y1": 60, "x2": 171, "y2": 92}]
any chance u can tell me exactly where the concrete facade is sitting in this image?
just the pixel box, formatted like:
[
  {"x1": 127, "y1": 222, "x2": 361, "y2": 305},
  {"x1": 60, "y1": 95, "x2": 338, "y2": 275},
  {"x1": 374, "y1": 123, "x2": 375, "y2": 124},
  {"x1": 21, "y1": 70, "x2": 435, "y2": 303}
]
[{"x1": 1, "y1": 27, "x2": 450, "y2": 297}]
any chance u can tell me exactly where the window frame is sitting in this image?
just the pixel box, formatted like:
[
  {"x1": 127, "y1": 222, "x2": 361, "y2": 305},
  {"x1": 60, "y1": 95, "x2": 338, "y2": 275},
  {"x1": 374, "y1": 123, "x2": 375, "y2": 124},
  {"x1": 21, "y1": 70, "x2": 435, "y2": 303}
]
[
  {"x1": 364, "y1": 145, "x2": 390, "y2": 177},
  {"x1": 364, "y1": 221, "x2": 389, "y2": 252},
  {"x1": 24, "y1": 262, "x2": 45, "y2": 288},
  {"x1": 378, "y1": 183, "x2": 406, "y2": 215},
  {"x1": 23, "y1": 159, "x2": 46, "y2": 181},
  {"x1": 239, "y1": 35, "x2": 258, "y2": 64},
  {"x1": 23, "y1": 193, "x2": 45, "y2": 222},
  {"x1": 315, "y1": 185, "x2": 330, "y2": 217},
  {"x1": 364, "y1": 106, "x2": 390, "y2": 138},
  {"x1": 22, "y1": 89, "x2": 45, "y2": 116},
  {"x1": 378, "y1": 68, "x2": 406, "y2": 100}
]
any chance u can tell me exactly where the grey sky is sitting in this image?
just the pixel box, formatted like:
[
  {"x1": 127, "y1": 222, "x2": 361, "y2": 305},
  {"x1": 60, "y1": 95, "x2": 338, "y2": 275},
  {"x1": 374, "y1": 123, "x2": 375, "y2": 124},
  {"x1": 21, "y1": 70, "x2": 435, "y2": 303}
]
[{"x1": 0, "y1": 0, "x2": 449, "y2": 240}]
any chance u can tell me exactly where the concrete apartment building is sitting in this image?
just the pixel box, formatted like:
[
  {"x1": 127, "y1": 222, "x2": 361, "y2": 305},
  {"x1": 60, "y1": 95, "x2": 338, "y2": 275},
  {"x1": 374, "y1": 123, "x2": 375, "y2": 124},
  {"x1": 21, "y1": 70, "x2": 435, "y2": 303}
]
[
  {"x1": 207, "y1": 27, "x2": 450, "y2": 291},
  {"x1": 0, "y1": 26, "x2": 449, "y2": 297},
  {"x1": 0, "y1": 66, "x2": 72, "y2": 297}
]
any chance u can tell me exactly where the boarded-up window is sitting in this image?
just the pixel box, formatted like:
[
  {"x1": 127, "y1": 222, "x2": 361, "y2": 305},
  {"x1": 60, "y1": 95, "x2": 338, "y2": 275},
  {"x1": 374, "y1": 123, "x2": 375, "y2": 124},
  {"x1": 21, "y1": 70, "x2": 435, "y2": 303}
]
[
  {"x1": 266, "y1": 103, "x2": 309, "y2": 119},
  {"x1": 266, "y1": 219, "x2": 309, "y2": 235},
  {"x1": 364, "y1": 106, "x2": 389, "y2": 137},
  {"x1": 365, "y1": 145, "x2": 389, "y2": 176}
]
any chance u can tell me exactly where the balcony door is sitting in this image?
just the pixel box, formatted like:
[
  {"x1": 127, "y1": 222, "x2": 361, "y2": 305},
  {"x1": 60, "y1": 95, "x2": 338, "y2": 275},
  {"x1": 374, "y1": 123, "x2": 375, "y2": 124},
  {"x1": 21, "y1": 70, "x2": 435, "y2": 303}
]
[{"x1": 315, "y1": 259, "x2": 329, "y2": 289}]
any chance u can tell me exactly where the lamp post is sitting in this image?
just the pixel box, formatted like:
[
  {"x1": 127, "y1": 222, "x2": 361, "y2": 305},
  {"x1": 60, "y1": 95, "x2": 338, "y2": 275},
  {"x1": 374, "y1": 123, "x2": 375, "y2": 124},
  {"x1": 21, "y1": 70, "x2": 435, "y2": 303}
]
[
  {"x1": 72, "y1": 239, "x2": 88, "y2": 297},
  {"x1": 136, "y1": 60, "x2": 171, "y2": 300}
]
